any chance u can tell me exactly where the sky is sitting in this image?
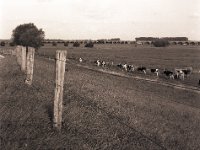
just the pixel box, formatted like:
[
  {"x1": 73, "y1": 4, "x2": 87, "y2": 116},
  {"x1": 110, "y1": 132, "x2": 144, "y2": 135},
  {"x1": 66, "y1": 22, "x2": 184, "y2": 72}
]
[{"x1": 0, "y1": 0, "x2": 200, "y2": 40}]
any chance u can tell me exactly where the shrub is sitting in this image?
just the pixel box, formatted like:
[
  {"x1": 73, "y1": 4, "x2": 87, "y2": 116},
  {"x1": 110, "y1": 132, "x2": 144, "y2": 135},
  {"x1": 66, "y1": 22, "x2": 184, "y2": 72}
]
[
  {"x1": 64, "y1": 42, "x2": 69, "y2": 47},
  {"x1": 0, "y1": 41, "x2": 5, "y2": 46},
  {"x1": 73, "y1": 42, "x2": 80, "y2": 47},
  {"x1": 85, "y1": 42, "x2": 94, "y2": 48},
  {"x1": 152, "y1": 39, "x2": 169, "y2": 47},
  {"x1": 52, "y1": 42, "x2": 57, "y2": 46},
  {"x1": 9, "y1": 42, "x2": 15, "y2": 46}
]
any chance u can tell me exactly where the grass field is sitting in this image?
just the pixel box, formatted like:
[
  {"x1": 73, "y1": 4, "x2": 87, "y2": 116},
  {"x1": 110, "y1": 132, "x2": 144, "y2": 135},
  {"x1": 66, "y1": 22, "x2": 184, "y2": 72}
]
[
  {"x1": 1, "y1": 44, "x2": 200, "y2": 149},
  {"x1": 38, "y1": 44, "x2": 200, "y2": 69},
  {"x1": 37, "y1": 44, "x2": 200, "y2": 87}
]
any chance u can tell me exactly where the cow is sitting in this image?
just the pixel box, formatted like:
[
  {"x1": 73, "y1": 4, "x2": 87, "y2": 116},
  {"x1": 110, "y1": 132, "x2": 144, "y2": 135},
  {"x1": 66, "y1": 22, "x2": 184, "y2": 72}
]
[
  {"x1": 102, "y1": 61, "x2": 106, "y2": 67},
  {"x1": 137, "y1": 67, "x2": 147, "y2": 74},
  {"x1": 175, "y1": 67, "x2": 192, "y2": 80},
  {"x1": 175, "y1": 69, "x2": 185, "y2": 80},
  {"x1": 79, "y1": 57, "x2": 83, "y2": 63},
  {"x1": 163, "y1": 70, "x2": 174, "y2": 79},
  {"x1": 151, "y1": 68, "x2": 159, "y2": 76},
  {"x1": 117, "y1": 63, "x2": 123, "y2": 68},
  {"x1": 127, "y1": 65, "x2": 134, "y2": 72},
  {"x1": 95, "y1": 60, "x2": 101, "y2": 66},
  {"x1": 181, "y1": 67, "x2": 192, "y2": 77},
  {"x1": 122, "y1": 64, "x2": 128, "y2": 71}
]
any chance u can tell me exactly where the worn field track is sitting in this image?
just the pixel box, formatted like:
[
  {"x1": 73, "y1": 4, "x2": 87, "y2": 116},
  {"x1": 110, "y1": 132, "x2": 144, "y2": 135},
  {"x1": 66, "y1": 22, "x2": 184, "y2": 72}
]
[
  {"x1": 41, "y1": 56, "x2": 200, "y2": 94},
  {"x1": 75, "y1": 63, "x2": 200, "y2": 94}
]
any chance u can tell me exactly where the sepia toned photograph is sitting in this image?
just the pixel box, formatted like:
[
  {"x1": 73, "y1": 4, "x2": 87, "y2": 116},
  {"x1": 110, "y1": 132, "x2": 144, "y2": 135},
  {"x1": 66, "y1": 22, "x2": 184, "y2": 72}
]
[{"x1": 0, "y1": 0, "x2": 200, "y2": 149}]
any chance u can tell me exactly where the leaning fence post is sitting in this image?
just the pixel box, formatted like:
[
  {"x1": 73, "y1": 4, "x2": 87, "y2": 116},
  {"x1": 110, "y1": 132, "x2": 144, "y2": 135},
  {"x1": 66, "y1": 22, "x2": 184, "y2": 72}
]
[
  {"x1": 25, "y1": 47, "x2": 35, "y2": 85},
  {"x1": 21, "y1": 46, "x2": 27, "y2": 72},
  {"x1": 16, "y1": 46, "x2": 22, "y2": 66},
  {"x1": 54, "y1": 50, "x2": 67, "y2": 130}
]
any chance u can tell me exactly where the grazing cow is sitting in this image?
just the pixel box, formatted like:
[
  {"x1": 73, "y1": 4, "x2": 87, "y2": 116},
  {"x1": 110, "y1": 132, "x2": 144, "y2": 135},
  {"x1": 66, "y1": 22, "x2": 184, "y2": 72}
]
[
  {"x1": 102, "y1": 61, "x2": 106, "y2": 67},
  {"x1": 117, "y1": 63, "x2": 123, "y2": 68},
  {"x1": 127, "y1": 65, "x2": 134, "y2": 72},
  {"x1": 95, "y1": 60, "x2": 101, "y2": 66},
  {"x1": 175, "y1": 67, "x2": 192, "y2": 80},
  {"x1": 151, "y1": 69, "x2": 159, "y2": 76},
  {"x1": 137, "y1": 67, "x2": 147, "y2": 74},
  {"x1": 122, "y1": 64, "x2": 128, "y2": 71},
  {"x1": 182, "y1": 67, "x2": 192, "y2": 77},
  {"x1": 175, "y1": 69, "x2": 185, "y2": 80},
  {"x1": 79, "y1": 57, "x2": 83, "y2": 63},
  {"x1": 163, "y1": 70, "x2": 174, "y2": 79}
]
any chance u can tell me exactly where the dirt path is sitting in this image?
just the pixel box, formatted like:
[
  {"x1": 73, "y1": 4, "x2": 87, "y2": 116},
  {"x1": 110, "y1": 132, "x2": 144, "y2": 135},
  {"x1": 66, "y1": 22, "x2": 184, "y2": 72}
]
[
  {"x1": 40, "y1": 56, "x2": 200, "y2": 94},
  {"x1": 75, "y1": 63, "x2": 200, "y2": 94},
  {"x1": 0, "y1": 54, "x2": 5, "y2": 59}
]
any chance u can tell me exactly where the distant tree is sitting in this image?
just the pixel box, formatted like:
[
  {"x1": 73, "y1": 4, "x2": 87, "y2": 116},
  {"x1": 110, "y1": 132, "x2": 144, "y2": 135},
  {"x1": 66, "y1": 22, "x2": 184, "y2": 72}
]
[
  {"x1": 85, "y1": 42, "x2": 94, "y2": 48},
  {"x1": 97, "y1": 39, "x2": 105, "y2": 44},
  {"x1": 41, "y1": 42, "x2": 45, "y2": 46},
  {"x1": 9, "y1": 42, "x2": 15, "y2": 46},
  {"x1": 0, "y1": 41, "x2": 5, "y2": 46},
  {"x1": 12, "y1": 23, "x2": 45, "y2": 50},
  {"x1": 64, "y1": 42, "x2": 69, "y2": 47},
  {"x1": 152, "y1": 39, "x2": 169, "y2": 47},
  {"x1": 73, "y1": 42, "x2": 80, "y2": 47},
  {"x1": 52, "y1": 42, "x2": 57, "y2": 46}
]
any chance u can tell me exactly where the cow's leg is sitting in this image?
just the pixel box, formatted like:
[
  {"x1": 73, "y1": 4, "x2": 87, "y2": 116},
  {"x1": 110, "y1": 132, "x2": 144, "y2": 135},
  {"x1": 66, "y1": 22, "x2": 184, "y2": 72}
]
[
  {"x1": 182, "y1": 74, "x2": 185, "y2": 80},
  {"x1": 156, "y1": 72, "x2": 159, "y2": 77},
  {"x1": 170, "y1": 74, "x2": 174, "y2": 79}
]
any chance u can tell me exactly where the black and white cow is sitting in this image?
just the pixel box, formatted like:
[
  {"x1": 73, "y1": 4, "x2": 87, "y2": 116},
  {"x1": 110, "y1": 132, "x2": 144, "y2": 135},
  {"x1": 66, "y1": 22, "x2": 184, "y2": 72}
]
[
  {"x1": 122, "y1": 64, "x2": 128, "y2": 71},
  {"x1": 94, "y1": 60, "x2": 101, "y2": 66},
  {"x1": 151, "y1": 68, "x2": 159, "y2": 76},
  {"x1": 127, "y1": 65, "x2": 134, "y2": 72},
  {"x1": 101, "y1": 61, "x2": 106, "y2": 67},
  {"x1": 175, "y1": 67, "x2": 192, "y2": 80},
  {"x1": 181, "y1": 68, "x2": 192, "y2": 77},
  {"x1": 117, "y1": 63, "x2": 123, "y2": 68},
  {"x1": 117, "y1": 63, "x2": 128, "y2": 71},
  {"x1": 163, "y1": 70, "x2": 174, "y2": 79},
  {"x1": 137, "y1": 67, "x2": 147, "y2": 74},
  {"x1": 79, "y1": 57, "x2": 83, "y2": 63},
  {"x1": 175, "y1": 69, "x2": 185, "y2": 80}
]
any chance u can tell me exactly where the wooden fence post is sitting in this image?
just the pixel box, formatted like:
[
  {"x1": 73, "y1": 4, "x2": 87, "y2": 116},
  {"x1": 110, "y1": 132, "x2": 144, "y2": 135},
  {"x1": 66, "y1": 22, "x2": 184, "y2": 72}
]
[
  {"x1": 16, "y1": 46, "x2": 22, "y2": 66},
  {"x1": 54, "y1": 50, "x2": 67, "y2": 130},
  {"x1": 25, "y1": 47, "x2": 35, "y2": 85},
  {"x1": 21, "y1": 46, "x2": 27, "y2": 72}
]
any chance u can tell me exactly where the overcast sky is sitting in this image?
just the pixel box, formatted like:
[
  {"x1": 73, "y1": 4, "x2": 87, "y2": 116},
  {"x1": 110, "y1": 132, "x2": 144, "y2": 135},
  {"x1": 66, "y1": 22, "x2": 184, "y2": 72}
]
[{"x1": 0, "y1": 0, "x2": 200, "y2": 40}]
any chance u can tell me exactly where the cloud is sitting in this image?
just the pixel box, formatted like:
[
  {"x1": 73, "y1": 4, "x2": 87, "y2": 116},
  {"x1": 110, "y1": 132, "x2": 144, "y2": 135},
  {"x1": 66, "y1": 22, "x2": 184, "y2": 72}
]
[
  {"x1": 36, "y1": 0, "x2": 53, "y2": 3},
  {"x1": 190, "y1": 12, "x2": 200, "y2": 18}
]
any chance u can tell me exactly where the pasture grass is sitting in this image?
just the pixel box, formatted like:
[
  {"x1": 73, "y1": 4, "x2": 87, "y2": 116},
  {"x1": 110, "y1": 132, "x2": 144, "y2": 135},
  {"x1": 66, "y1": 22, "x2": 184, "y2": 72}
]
[
  {"x1": 1, "y1": 56, "x2": 200, "y2": 149},
  {"x1": 38, "y1": 44, "x2": 200, "y2": 69},
  {"x1": 37, "y1": 44, "x2": 200, "y2": 87}
]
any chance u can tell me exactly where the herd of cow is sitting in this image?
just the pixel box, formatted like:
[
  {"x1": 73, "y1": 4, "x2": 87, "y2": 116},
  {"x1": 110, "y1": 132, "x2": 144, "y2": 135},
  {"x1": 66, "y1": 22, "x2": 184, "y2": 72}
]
[{"x1": 78, "y1": 58, "x2": 200, "y2": 84}]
